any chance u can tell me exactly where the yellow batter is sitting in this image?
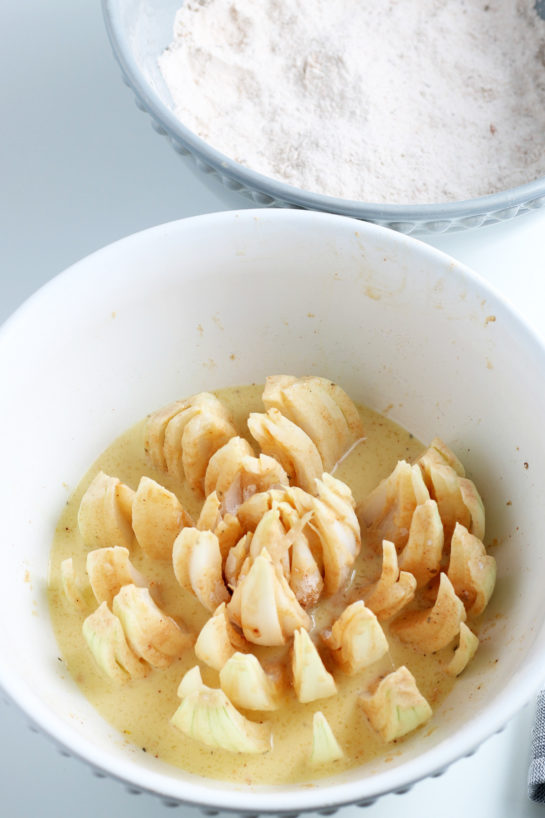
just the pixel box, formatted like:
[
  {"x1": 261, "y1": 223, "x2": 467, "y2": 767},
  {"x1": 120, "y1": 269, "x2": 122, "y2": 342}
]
[{"x1": 48, "y1": 384, "x2": 457, "y2": 784}]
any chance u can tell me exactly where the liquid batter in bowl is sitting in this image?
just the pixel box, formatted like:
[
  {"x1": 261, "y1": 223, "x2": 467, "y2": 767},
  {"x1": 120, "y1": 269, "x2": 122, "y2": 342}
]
[{"x1": 47, "y1": 382, "x2": 487, "y2": 783}]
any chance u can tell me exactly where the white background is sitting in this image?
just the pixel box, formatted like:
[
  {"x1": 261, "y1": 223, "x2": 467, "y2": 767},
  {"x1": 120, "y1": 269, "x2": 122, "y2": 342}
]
[{"x1": 1, "y1": 2, "x2": 545, "y2": 816}]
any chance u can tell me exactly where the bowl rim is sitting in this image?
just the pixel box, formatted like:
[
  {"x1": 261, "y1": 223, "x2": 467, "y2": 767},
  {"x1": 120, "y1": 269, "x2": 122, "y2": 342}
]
[
  {"x1": 101, "y1": 0, "x2": 545, "y2": 226},
  {"x1": 2, "y1": 208, "x2": 545, "y2": 812}
]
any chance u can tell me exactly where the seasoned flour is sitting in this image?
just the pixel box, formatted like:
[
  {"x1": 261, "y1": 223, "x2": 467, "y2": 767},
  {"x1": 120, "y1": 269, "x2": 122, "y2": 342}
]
[{"x1": 159, "y1": 0, "x2": 545, "y2": 204}]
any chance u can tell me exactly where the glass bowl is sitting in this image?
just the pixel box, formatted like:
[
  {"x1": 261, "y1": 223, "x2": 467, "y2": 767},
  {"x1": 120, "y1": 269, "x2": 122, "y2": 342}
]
[{"x1": 103, "y1": 0, "x2": 545, "y2": 235}]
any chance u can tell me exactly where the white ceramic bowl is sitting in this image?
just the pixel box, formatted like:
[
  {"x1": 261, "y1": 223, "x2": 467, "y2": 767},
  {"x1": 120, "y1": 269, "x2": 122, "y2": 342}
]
[
  {"x1": 102, "y1": 0, "x2": 545, "y2": 235},
  {"x1": 1, "y1": 209, "x2": 545, "y2": 813}
]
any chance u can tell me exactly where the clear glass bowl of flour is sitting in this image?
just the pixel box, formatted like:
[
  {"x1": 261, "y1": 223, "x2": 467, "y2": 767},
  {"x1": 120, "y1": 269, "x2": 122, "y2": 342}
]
[{"x1": 102, "y1": 0, "x2": 545, "y2": 235}]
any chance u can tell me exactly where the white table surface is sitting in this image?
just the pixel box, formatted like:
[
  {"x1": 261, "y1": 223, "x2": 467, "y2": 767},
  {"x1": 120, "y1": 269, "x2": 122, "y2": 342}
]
[{"x1": 1, "y1": 2, "x2": 545, "y2": 816}]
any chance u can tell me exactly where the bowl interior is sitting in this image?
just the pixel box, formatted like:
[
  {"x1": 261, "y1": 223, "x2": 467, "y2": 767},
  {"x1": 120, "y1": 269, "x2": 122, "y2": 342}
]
[
  {"x1": 119, "y1": 0, "x2": 180, "y2": 105},
  {"x1": 1, "y1": 210, "x2": 545, "y2": 810}
]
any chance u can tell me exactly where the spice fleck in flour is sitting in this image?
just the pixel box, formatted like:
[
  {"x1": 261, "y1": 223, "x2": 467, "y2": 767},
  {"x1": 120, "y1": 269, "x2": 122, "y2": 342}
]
[{"x1": 159, "y1": 0, "x2": 545, "y2": 204}]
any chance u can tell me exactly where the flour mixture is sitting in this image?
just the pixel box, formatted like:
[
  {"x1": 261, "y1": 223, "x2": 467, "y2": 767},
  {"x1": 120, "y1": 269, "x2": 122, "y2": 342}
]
[{"x1": 159, "y1": 0, "x2": 545, "y2": 203}]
